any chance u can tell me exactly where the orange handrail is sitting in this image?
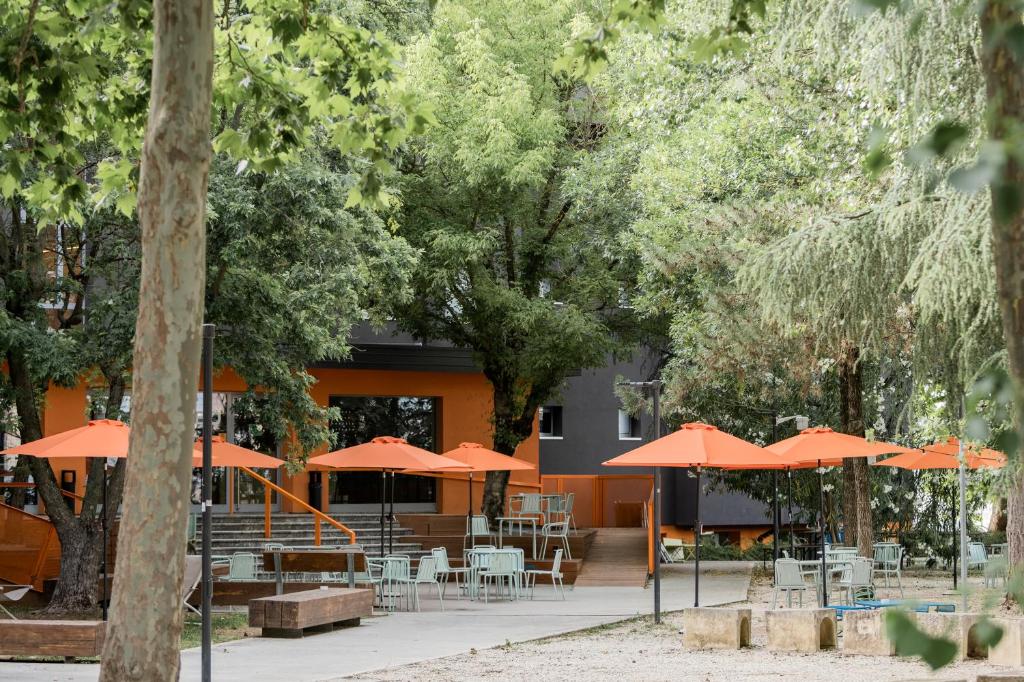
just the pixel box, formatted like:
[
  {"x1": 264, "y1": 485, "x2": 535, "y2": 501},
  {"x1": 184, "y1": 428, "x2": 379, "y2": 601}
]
[
  {"x1": 0, "y1": 481, "x2": 84, "y2": 502},
  {"x1": 237, "y1": 466, "x2": 356, "y2": 545}
]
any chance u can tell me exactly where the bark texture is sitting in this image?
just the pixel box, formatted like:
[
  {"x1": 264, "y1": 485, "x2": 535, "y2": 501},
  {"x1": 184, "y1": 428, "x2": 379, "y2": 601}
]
[
  {"x1": 838, "y1": 346, "x2": 873, "y2": 558},
  {"x1": 482, "y1": 381, "x2": 539, "y2": 522},
  {"x1": 979, "y1": 1, "x2": 1024, "y2": 574},
  {"x1": 99, "y1": 0, "x2": 213, "y2": 678}
]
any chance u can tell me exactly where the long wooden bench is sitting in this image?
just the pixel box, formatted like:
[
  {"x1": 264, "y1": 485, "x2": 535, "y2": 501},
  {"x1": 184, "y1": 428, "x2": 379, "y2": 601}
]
[
  {"x1": 249, "y1": 587, "x2": 373, "y2": 638},
  {"x1": 0, "y1": 620, "x2": 105, "y2": 660}
]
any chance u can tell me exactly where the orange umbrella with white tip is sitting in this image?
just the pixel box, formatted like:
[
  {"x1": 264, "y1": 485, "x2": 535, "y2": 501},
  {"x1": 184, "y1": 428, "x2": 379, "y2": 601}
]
[
  {"x1": 310, "y1": 436, "x2": 466, "y2": 555},
  {"x1": 604, "y1": 422, "x2": 789, "y2": 607}
]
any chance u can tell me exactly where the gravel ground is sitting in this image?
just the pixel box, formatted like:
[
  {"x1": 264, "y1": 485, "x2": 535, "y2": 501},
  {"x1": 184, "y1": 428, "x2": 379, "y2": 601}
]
[{"x1": 345, "y1": 567, "x2": 1022, "y2": 682}]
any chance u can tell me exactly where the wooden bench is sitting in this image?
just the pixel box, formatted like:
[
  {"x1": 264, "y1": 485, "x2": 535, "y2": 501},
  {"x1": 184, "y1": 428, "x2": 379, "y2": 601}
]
[
  {"x1": 249, "y1": 587, "x2": 373, "y2": 638},
  {"x1": 0, "y1": 620, "x2": 105, "y2": 661}
]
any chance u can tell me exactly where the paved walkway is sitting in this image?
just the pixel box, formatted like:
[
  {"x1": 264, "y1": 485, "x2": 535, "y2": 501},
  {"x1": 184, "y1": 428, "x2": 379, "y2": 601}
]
[{"x1": 5, "y1": 563, "x2": 752, "y2": 682}]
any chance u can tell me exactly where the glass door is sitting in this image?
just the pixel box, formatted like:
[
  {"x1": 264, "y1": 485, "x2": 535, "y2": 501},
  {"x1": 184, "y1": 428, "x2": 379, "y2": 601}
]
[
  {"x1": 229, "y1": 394, "x2": 280, "y2": 512},
  {"x1": 192, "y1": 392, "x2": 229, "y2": 512}
]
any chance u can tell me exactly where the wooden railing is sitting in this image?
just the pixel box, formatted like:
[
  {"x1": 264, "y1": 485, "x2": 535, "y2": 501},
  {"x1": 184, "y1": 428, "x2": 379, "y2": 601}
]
[
  {"x1": 0, "y1": 501, "x2": 61, "y2": 591},
  {"x1": 237, "y1": 466, "x2": 356, "y2": 546}
]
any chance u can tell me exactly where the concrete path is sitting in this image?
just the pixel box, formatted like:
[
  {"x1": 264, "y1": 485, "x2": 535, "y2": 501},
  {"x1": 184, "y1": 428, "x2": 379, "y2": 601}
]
[{"x1": 4, "y1": 563, "x2": 752, "y2": 682}]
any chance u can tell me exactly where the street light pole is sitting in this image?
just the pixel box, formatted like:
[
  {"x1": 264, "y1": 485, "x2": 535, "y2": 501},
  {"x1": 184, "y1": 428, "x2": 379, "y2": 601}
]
[
  {"x1": 201, "y1": 324, "x2": 215, "y2": 682},
  {"x1": 618, "y1": 378, "x2": 662, "y2": 623}
]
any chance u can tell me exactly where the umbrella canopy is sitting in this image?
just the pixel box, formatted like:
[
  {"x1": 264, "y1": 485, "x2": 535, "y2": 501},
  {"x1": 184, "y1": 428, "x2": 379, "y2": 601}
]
[
  {"x1": 440, "y1": 442, "x2": 536, "y2": 472},
  {"x1": 309, "y1": 436, "x2": 466, "y2": 471},
  {"x1": 191, "y1": 435, "x2": 285, "y2": 468},
  {"x1": 765, "y1": 426, "x2": 916, "y2": 464},
  {"x1": 922, "y1": 436, "x2": 1006, "y2": 464},
  {"x1": 1, "y1": 419, "x2": 130, "y2": 458},
  {"x1": 874, "y1": 448, "x2": 1005, "y2": 471},
  {"x1": 602, "y1": 422, "x2": 790, "y2": 468}
]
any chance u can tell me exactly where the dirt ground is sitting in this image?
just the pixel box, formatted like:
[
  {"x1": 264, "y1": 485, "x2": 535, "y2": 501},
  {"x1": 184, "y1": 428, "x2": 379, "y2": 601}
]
[{"x1": 345, "y1": 567, "x2": 1023, "y2": 682}]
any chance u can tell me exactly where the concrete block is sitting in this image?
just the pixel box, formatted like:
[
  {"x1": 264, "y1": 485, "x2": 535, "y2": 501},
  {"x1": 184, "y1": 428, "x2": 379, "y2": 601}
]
[
  {"x1": 842, "y1": 609, "x2": 894, "y2": 656},
  {"x1": 912, "y1": 612, "x2": 986, "y2": 661},
  {"x1": 977, "y1": 675, "x2": 1024, "y2": 682},
  {"x1": 990, "y1": 617, "x2": 1024, "y2": 667},
  {"x1": 767, "y1": 608, "x2": 837, "y2": 653},
  {"x1": 682, "y1": 607, "x2": 751, "y2": 650}
]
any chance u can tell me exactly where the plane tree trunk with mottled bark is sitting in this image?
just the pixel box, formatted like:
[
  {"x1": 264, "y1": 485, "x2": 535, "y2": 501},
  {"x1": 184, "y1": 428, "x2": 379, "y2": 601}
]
[
  {"x1": 979, "y1": 1, "x2": 1024, "y2": 575},
  {"x1": 99, "y1": 0, "x2": 214, "y2": 678}
]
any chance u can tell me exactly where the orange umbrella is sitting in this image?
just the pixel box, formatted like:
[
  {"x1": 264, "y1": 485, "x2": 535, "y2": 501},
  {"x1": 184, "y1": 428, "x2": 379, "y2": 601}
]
[
  {"x1": 310, "y1": 436, "x2": 466, "y2": 555},
  {"x1": 409, "y1": 442, "x2": 536, "y2": 551},
  {"x1": 191, "y1": 435, "x2": 284, "y2": 468},
  {"x1": 604, "y1": 422, "x2": 788, "y2": 607},
  {"x1": 875, "y1": 438, "x2": 1005, "y2": 591},
  {"x1": 1, "y1": 419, "x2": 130, "y2": 459},
  {"x1": 922, "y1": 436, "x2": 1006, "y2": 464},
  {"x1": 762, "y1": 426, "x2": 916, "y2": 607}
]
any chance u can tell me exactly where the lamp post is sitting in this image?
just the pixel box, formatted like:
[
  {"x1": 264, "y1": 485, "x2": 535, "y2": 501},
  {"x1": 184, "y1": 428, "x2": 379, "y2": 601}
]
[
  {"x1": 617, "y1": 379, "x2": 662, "y2": 623},
  {"x1": 774, "y1": 415, "x2": 809, "y2": 558}
]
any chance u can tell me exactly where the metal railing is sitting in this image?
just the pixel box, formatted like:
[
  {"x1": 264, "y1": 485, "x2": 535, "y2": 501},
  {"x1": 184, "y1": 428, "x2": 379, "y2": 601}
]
[{"x1": 237, "y1": 466, "x2": 356, "y2": 546}]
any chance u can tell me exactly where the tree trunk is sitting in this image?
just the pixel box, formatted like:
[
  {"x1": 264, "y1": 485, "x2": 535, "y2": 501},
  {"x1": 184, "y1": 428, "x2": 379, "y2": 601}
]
[
  {"x1": 979, "y1": 1, "x2": 1024, "y2": 575},
  {"x1": 482, "y1": 382, "x2": 535, "y2": 522},
  {"x1": 99, "y1": 0, "x2": 213, "y2": 677},
  {"x1": 838, "y1": 346, "x2": 873, "y2": 557}
]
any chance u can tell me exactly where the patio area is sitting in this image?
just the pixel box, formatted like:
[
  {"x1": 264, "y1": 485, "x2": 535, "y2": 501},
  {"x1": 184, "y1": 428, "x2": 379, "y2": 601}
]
[{"x1": 3, "y1": 563, "x2": 754, "y2": 682}]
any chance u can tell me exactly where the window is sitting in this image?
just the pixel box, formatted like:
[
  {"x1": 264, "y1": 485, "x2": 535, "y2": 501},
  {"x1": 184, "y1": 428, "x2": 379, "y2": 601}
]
[
  {"x1": 539, "y1": 406, "x2": 563, "y2": 439},
  {"x1": 618, "y1": 409, "x2": 641, "y2": 440},
  {"x1": 327, "y1": 396, "x2": 439, "y2": 505}
]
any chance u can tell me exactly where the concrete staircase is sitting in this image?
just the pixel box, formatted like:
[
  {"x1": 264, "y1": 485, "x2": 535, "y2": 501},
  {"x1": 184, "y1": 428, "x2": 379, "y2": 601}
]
[{"x1": 195, "y1": 513, "x2": 427, "y2": 561}]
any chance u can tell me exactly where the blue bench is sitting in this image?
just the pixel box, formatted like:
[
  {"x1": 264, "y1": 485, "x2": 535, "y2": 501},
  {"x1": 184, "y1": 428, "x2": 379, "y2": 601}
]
[{"x1": 855, "y1": 599, "x2": 955, "y2": 613}]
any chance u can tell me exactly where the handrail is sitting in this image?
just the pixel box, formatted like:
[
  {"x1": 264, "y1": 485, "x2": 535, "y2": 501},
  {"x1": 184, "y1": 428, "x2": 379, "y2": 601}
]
[
  {"x1": 237, "y1": 466, "x2": 356, "y2": 545},
  {"x1": 0, "y1": 481, "x2": 85, "y2": 502}
]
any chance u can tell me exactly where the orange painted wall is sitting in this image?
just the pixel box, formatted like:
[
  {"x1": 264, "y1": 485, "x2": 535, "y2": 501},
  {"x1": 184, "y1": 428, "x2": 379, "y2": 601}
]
[
  {"x1": 36, "y1": 366, "x2": 541, "y2": 514},
  {"x1": 661, "y1": 524, "x2": 771, "y2": 550}
]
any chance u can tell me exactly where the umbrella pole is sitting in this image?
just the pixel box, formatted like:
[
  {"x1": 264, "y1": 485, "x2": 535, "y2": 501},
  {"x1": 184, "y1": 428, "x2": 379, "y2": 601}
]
[
  {"x1": 468, "y1": 473, "x2": 474, "y2": 557},
  {"x1": 694, "y1": 465, "x2": 701, "y2": 608},
  {"x1": 951, "y1": 485, "x2": 958, "y2": 590},
  {"x1": 380, "y1": 470, "x2": 386, "y2": 557},
  {"x1": 787, "y1": 467, "x2": 795, "y2": 557},
  {"x1": 772, "y1": 470, "x2": 780, "y2": 565},
  {"x1": 101, "y1": 463, "x2": 107, "y2": 621},
  {"x1": 389, "y1": 471, "x2": 395, "y2": 555},
  {"x1": 958, "y1": 439, "x2": 967, "y2": 610},
  {"x1": 818, "y1": 459, "x2": 827, "y2": 607},
  {"x1": 651, "y1": 380, "x2": 662, "y2": 624}
]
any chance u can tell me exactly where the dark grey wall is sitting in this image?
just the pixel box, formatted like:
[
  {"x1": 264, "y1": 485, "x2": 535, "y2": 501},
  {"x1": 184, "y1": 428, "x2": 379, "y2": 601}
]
[
  {"x1": 539, "y1": 350, "x2": 773, "y2": 528},
  {"x1": 538, "y1": 350, "x2": 660, "y2": 476}
]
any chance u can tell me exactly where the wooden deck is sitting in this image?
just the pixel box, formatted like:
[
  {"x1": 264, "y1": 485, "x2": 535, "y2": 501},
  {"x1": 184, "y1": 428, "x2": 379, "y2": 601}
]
[{"x1": 574, "y1": 528, "x2": 649, "y2": 587}]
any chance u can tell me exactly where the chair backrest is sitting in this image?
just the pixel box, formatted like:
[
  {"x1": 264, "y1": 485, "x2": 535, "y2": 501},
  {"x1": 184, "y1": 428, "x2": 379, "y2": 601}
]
[
  {"x1": 415, "y1": 556, "x2": 437, "y2": 581},
  {"x1": 547, "y1": 495, "x2": 566, "y2": 513},
  {"x1": 468, "y1": 515, "x2": 490, "y2": 535},
  {"x1": 969, "y1": 542, "x2": 988, "y2": 563},
  {"x1": 263, "y1": 542, "x2": 285, "y2": 552},
  {"x1": 187, "y1": 513, "x2": 197, "y2": 541},
  {"x1": 382, "y1": 557, "x2": 410, "y2": 580},
  {"x1": 488, "y1": 551, "x2": 517, "y2": 574},
  {"x1": 563, "y1": 492, "x2": 574, "y2": 515},
  {"x1": 520, "y1": 494, "x2": 542, "y2": 514},
  {"x1": 181, "y1": 555, "x2": 202, "y2": 598},
  {"x1": 851, "y1": 557, "x2": 873, "y2": 585},
  {"x1": 229, "y1": 553, "x2": 257, "y2": 580},
  {"x1": 544, "y1": 521, "x2": 568, "y2": 537},
  {"x1": 431, "y1": 546, "x2": 451, "y2": 571},
  {"x1": 774, "y1": 559, "x2": 804, "y2": 588},
  {"x1": 550, "y1": 548, "x2": 563, "y2": 574}
]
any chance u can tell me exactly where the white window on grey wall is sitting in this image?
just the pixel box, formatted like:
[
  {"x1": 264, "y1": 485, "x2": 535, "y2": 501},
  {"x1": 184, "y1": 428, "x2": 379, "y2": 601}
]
[
  {"x1": 618, "y1": 409, "x2": 641, "y2": 440},
  {"x1": 539, "y1": 406, "x2": 563, "y2": 439}
]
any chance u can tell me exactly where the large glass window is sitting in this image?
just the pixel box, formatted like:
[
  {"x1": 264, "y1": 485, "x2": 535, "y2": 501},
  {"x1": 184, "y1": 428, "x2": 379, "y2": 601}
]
[{"x1": 327, "y1": 396, "x2": 438, "y2": 505}]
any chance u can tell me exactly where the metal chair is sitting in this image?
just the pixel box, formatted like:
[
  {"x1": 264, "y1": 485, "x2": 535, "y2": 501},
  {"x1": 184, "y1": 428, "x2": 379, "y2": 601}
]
[
  {"x1": 835, "y1": 557, "x2": 874, "y2": 605},
  {"x1": 396, "y1": 556, "x2": 444, "y2": 611},
  {"x1": 479, "y1": 551, "x2": 518, "y2": 602},
  {"x1": 463, "y1": 515, "x2": 495, "y2": 554},
  {"x1": 772, "y1": 558, "x2": 809, "y2": 608},
  {"x1": 0, "y1": 584, "x2": 31, "y2": 619},
  {"x1": 872, "y1": 544, "x2": 904, "y2": 596},
  {"x1": 432, "y1": 546, "x2": 472, "y2": 600},
  {"x1": 540, "y1": 520, "x2": 572, "y2": 560},
  {"x1": 511, "y1": 493, "x2": 545, "y2": 531},
  {"x1": 968, "y1": 542, "x2": 989, "y2": 570},
  {"x1": 525, "y1": 548, "x2": 566, "y2": 600},
  {"x1": 227, "y1": 552, "x2": 258, "y2": 581}
]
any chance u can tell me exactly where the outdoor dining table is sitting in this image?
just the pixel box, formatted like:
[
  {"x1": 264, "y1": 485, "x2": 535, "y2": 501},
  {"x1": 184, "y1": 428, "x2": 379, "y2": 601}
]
[
  {"x1": 495, "y1": 516, "x2": 538, "y2": 559},
  {"x1": 797, "y1": 558, "x2": 855, "y2": 606},
  {"x1": 262, "y1": 549, "x2": 366, "y2": 595},
  {"x1": 464, "y1": 547, "x2": 520, "y2": 601}
]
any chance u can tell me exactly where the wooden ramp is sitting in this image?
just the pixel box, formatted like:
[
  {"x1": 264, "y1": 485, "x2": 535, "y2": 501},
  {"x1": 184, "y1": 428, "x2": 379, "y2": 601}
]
[{"x1": 574, "y1": 528, "x2": 649, "y2": 587}]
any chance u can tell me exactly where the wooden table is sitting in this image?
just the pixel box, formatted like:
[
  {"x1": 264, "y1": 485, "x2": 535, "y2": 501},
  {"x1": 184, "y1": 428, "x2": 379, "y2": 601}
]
[{"x1": 262, "y1": 550, "x2": 367, "y2": 595}]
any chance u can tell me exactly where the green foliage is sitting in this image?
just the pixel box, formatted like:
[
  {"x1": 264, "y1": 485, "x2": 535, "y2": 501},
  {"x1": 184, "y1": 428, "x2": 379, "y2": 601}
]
[
  {"x1": 395, "y1": 0, "x2": 639, "y2": 454},
  {"x1": 884, "y1": 608, "x2": 958, "y2": 669}
]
